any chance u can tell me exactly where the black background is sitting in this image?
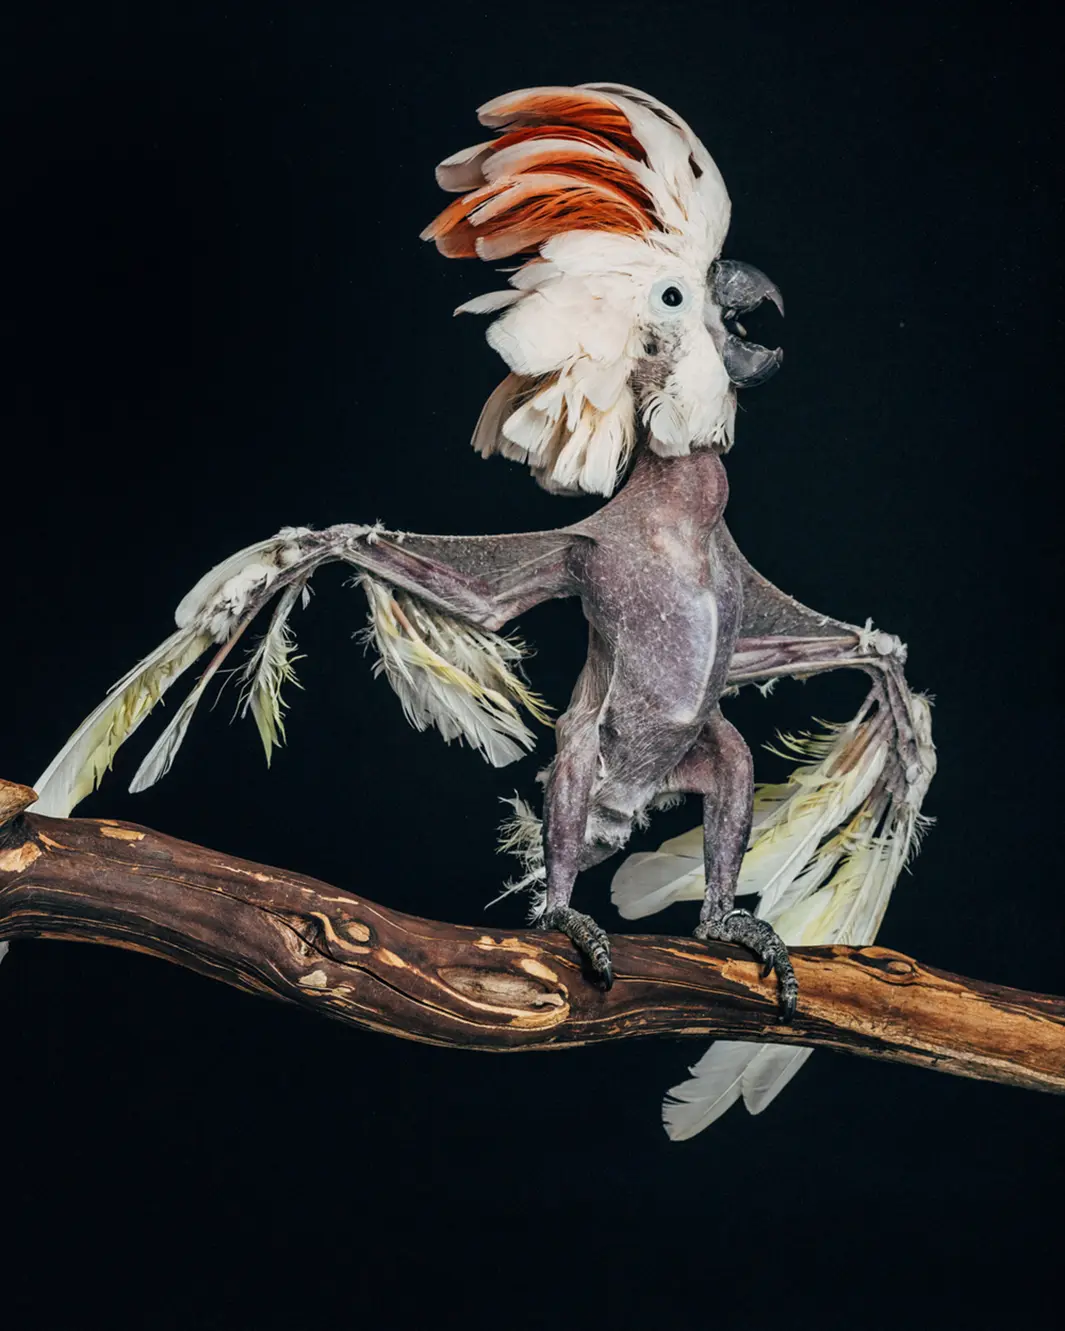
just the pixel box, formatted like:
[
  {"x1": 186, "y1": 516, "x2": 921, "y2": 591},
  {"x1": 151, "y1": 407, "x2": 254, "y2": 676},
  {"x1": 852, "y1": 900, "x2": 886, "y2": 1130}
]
[{"x1": 2, "y1": 3, "x2": 1062, "y2": 1328}]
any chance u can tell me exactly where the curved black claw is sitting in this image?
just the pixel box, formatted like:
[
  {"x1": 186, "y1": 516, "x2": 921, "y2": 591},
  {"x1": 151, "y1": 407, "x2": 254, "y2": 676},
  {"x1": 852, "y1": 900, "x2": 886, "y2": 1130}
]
[
  {"x1": 541, "y1": 905, "x2": 614, "y2": 990},
  {"x1": 694, "y1": 909, "x2": 797, "y2": 1021}
]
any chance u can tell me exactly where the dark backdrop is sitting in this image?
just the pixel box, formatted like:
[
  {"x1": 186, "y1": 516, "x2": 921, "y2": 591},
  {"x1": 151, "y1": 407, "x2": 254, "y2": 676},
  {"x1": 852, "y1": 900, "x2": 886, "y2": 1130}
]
[{"x1": 2, "y1": 4, "x2": 1061, "y2": 1328}]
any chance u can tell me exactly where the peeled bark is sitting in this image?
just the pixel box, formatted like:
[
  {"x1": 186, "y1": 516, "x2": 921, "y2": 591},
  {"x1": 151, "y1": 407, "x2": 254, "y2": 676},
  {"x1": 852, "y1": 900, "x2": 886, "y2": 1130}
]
[{"x1": 1, "y1": 778, "x2": 1062, "y2": 1093}]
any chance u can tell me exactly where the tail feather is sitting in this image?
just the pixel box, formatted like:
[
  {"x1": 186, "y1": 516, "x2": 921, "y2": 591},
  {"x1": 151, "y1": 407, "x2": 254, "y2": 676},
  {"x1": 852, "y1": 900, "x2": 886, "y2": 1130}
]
[
  {"x1": 661, "y1": 1042, "x2": 757, "y2": 1140},
  {"x1": 663, "y1": 1042, "x2": 816, "y2": 1140},
  {"x1": 610, "y1": 850, "x2": 705, "y2": 920},
  {"x1": 741, "y1": 1045, "x2": 814, "y2": 1115},
  {"x1": 613, "y1": 687, "x2": 936, "y2": 1138}
]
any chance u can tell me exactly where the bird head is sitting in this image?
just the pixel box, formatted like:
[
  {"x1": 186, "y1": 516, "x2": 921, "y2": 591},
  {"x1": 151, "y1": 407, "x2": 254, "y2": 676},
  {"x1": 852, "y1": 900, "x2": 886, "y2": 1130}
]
[{"x1": 422, "y1": 83, "x2": 784, "y2": 497}]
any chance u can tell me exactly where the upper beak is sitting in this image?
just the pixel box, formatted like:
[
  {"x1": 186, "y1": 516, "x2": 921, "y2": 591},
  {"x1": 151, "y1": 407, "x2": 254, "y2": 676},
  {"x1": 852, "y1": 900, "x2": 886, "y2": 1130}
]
[{"x1": 708, "y1": 260, "x2": 784, "y2": 387}]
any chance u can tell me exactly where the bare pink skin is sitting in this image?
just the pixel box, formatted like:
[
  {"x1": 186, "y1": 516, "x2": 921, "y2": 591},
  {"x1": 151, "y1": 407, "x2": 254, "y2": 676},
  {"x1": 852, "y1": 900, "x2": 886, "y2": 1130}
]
[{"x1": 329, "y1": 438, "x2": 917, "y2": 1012}]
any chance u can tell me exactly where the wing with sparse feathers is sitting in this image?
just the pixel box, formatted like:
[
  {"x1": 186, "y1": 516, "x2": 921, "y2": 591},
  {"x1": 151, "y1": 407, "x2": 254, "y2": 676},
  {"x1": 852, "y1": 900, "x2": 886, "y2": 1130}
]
[{"x1": 33, "y1": 524, "x2": 582, "y2": 817}]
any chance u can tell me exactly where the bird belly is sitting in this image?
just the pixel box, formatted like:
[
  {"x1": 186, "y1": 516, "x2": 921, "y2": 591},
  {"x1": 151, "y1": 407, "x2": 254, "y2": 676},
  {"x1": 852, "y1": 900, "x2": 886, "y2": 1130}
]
[{"x1": 590, "y1": 585, "x2": 735, "y2": 819}]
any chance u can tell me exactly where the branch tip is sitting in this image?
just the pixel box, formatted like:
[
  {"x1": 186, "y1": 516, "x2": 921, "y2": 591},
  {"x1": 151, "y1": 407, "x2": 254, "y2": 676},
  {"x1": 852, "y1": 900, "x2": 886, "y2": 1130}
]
[{"x1": 0, "y1": 780, "x2": 38, "y2": 827}]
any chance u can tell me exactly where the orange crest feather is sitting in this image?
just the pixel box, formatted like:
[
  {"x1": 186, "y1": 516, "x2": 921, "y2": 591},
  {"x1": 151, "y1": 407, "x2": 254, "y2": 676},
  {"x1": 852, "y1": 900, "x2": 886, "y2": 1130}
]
[{"x1": 421, "y1": 87, "x2": 661, "y2": 261}]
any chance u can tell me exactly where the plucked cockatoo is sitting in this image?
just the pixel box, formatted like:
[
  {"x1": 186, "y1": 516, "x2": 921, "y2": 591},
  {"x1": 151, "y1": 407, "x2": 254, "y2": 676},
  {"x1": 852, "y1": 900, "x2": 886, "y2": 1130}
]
[{"x1": 30, "y1": 83, "x2": 935, "y2": 1137}]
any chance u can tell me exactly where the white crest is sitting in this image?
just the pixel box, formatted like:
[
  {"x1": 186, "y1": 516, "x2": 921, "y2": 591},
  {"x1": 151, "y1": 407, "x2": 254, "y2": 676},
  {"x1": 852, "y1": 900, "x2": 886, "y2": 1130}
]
[{"x1": 423, "y1": 83, "x2": 735, "y2": 496}]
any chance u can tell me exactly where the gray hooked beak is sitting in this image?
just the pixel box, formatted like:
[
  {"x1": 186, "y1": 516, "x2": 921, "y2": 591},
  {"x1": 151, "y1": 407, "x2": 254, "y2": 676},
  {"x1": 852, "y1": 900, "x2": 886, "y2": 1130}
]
[{"x1": 709, "y1": 260, "x2": 784, "y2": 387}]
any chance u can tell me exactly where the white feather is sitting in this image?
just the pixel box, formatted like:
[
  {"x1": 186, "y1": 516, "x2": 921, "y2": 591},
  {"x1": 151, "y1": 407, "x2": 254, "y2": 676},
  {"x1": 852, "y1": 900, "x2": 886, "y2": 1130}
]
[
  {"x1": 33, "y1": 530, "x2": 318, "y2": 815},
  {"x1": 454, "y1": 289, "x2": 523, "y2": 316},
  {"x1": 738, "y1": 719, "x2": 888, "y2": 915},
  {"x1": 740, "y1": 1045, "x2": 815, "y2": 1115},
  {"x1": 359, "y1": 576, "x2": 550, "y2": 768},
  {"x1": 429, "y1": 88, "x2": 738, "y2": 495},
  {"x1": 174, "y1": 529, "x2": 309, "y2": 630},
  {"x1": 611, "y1": 851, "x2": 705, "y2": 919},
  {"x1": 663, "y1": 1042, "x2": 814, "y2": 1140},
  {"x1": 612, "y1": 692, "x2": 935, "y2": 1138},
  {"x1": 125, "y1": 578, "x2": 270, "y2": 793},
  {"x1": 31, "y1": 628, "x2": 213, "y2": 817},
  {"x1": 128, "y1": 674, "x2": 213, "y2": 793},
  {"x1": 239, "y1": 583, "x2": 305, "y2": 765},
  {"x1": 486, "y1": 294, "x2": 582, "y2": 376},
  {"x1": 661, "y1": 1041, "x2": 752, "y2": 1141},
  {"x1": 470, "y1": 374, "x2": 534, "y2": 463},
  {"x1": 435, "y1": 140, "x2": 494, "y2": 192}
]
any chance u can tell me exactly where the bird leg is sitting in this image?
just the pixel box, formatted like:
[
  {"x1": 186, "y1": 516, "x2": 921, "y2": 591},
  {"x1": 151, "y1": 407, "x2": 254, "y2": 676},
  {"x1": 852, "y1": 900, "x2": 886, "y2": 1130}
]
[
  {"x1": 539, "y1": 703, "x2": 615, "y2": 990},
  {"x1": 668, "y1": 710, "x2": 798, "y2": 1020}
]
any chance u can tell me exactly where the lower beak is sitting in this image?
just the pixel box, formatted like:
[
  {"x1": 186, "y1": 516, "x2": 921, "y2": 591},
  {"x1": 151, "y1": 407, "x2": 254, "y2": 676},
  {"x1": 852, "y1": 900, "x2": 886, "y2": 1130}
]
[{"x1": 722, "y1": 335, "x2": 783, "y2": 386}]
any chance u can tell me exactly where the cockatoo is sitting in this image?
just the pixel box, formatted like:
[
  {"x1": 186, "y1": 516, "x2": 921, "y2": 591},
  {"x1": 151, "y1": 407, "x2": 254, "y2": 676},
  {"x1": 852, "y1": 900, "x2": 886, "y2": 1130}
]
[{"x1": 30, "y1": 83, "x2": 935, "y2": 1137}]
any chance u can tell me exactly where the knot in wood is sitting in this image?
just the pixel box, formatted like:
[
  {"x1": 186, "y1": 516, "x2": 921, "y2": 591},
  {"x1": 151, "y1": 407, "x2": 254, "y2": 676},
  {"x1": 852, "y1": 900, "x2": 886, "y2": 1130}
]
[
  {"x1": 858, "y1": 947, "x2": 919, "y2": 983},
  {"x1": 438, "y1": 965, "x2": 568, "y2": 1026}
]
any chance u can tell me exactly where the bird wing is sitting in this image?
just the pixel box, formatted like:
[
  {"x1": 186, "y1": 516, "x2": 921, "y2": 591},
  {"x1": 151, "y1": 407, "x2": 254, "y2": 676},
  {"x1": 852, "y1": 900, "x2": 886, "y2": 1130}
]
[{"x1": 32, "y1": 524, "x2": 584, "y2": 818}]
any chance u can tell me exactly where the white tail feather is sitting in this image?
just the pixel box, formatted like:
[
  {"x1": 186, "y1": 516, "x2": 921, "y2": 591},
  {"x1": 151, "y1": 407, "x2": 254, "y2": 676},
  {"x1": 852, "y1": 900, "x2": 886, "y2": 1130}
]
[
  {"x1": 610, "y1": 851, "x2": 706, "y2": 919},
  {"x1": 737, "y1": 1045, "x2": 814, "y2": 1115},
  {"x1": 663, "y1": 1042, "x2": 817, "y2": 1140},
  {"x1": 661, "y1": 1041, "x2": 755, "y2": 1140},
  {"x1": 614, "y1": 690, "x2": 935, "y2": 1138}
]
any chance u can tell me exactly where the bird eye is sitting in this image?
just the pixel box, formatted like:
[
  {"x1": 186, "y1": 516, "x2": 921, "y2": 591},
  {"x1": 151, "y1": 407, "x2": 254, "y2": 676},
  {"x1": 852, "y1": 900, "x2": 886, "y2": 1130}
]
[{"x1": 650, "y1": 278, "x2": 691, "y2": 317}]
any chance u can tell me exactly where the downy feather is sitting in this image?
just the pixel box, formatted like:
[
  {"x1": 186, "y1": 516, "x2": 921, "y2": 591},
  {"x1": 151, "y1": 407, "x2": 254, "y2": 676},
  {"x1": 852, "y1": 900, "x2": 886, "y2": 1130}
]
[{"x1": 489, "y1": 795, "x2": 547, "y2": 919}]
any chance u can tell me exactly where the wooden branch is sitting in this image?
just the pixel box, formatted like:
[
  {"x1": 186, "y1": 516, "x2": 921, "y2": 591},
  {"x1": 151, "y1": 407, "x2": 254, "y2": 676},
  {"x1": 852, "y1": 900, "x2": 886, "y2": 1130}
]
[{"x1": 1, "y1": 779, "x2": 1062, "y2": 1094}]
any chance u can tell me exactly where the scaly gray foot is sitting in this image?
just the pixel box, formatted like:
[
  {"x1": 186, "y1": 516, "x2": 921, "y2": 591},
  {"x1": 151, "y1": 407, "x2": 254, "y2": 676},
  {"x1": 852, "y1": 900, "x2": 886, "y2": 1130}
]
[
  {"x1": 694, "y1": 909, "x2": 797, "y2": 1021},
  {"x1": 541, "y1": 905, "x2": 614, "y2": 990}
]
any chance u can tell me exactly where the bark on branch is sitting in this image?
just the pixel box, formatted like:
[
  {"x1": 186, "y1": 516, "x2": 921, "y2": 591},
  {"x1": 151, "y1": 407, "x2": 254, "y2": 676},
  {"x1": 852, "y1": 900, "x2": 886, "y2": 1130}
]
[{"x1": 1, "y1": 779, "x2": 1062, "y2": 1094}]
